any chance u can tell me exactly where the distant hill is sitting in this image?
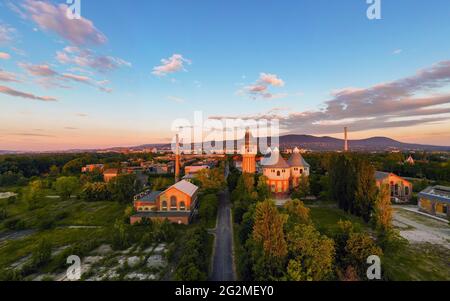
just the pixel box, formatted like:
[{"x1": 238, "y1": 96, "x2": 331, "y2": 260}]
[
  {"x1": 1, "y1": 135, "x2": 449, "y2": 154},
  {"x1": 278, "y1": 135, "x2": 450, "y2": 152}
]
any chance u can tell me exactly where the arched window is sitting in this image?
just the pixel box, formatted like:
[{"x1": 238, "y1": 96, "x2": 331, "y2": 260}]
[
  {"x1": 277, "y1": 171, "x2": 281, "y2": 176},
  {"x1": 179, "y1": 201, "x2": 186, "y2": 211},
  {"x1": 170, "y1": 196, "x2": 177, "y2": 210},
  {"x1": 300, "y1": 169, "x2": 303, "y2": 174},
  {"x1": 161, "y1": 201, "x2": 168, "y2": 211}
]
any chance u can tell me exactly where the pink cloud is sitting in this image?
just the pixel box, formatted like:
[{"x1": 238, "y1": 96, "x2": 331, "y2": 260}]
[
  {"x1": 20, "y1": 63, "x2": 58, "y2": 77},
  {"x1": 152, "y1": 54, "x2": 191, "y2": 76},
  {"x1": 0, "y1": 69, "x2": 21, "y2": 83},
  {"x1": 56, "y1": 47, "x2": 131, "y2": 73},
  {"x1": 0, "y1": 52, "x2": 11, "y2": 60},
  {"x1": 0, "y1": 85, "x2": 57, "y2": 101},
  {"x1": 22, "y1": 0, "x2": 107, "y2": 46},
  {"x1": 19, "y1": 63, "x2": 112, "y2": 92},
  {"x1": 259, "y1": 73, "x2": 285, "y2": 87},
  {"x1": 239, "y1": 72, "x2": 286, "y2": 99}
]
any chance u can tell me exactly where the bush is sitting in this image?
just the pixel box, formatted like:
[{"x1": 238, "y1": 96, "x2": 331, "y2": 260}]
[
  {"x1": 7, "y1": 195, "x2": 17, "y2": 205},
  {"x1": 0, "y1": 207, "x2": 8, "y2": 221},
  {"x1": 32, "y1": 239, "x2": 52, "y2": 267},
  {"x1": 3, "y1": 217, "x2": 26, "y2": 230}
]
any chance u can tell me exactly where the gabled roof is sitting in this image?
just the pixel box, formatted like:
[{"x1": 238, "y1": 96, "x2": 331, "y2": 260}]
[
  {"x1": 288, "y1": 148, "x2": 310, "y2": 168},
  {"x1": 261, "y1": 148, "x2": 290, "y2": 169},
  {"x1": 375, "y1": 171, "x2": 390, "y2": 181},
  {"x1": 170, "y1": 180, "x2": 199, "y2": 197},
  {"x1": 375, "y1": 171, "x2": 411, "y2": 185},
  {"x1": 135, "y1": 191, "x2": 162, "y2": 203}
]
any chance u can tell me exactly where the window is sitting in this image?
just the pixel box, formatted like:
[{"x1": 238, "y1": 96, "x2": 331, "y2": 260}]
[
  {"x1": 161, "y1": 201, "x2": 168, "y2": 211},
  {"x1": 277, "y1": 171, "x2": 281, "y2": 176},
  {"x1": 179, "y1": 201, "x2": 186, "y2": 211},
  {"x1": 300, "y1": 169, "x2": 303, "y2": 174},
  {"x1": 395, "y1": 184, "x2": 399, "y2": 196},
  {"x1": 170, "y1": 196, "x2": 177, "y2": 210},
  {"x1": 405, "y1": 186, "x2": 410, "y2": 196}
]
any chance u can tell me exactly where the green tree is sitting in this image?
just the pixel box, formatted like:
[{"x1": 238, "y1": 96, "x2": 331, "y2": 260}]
[
  {"x1": 291, "y1": 175, "x2": 310, "y2": 199},
  {"x1": 108, "y1": 174, "x2": 137, "y2": 203},
  {"x1": 373, "y1": 184, "x2": 393, "y2": 234},
  {"x1": 80, "y1": 182, "x2": 110, "y2": 202},
  {"x1": 62, "y1": 158, "x2": 84, "y2": 175},
  {"x1": 251, "y1": 200, "x2": 288, "y2": 279},
  {"x1": 199, "y1": 194, "x2": 218, "y2": 225},
  {"x1": 284, "y1": 199, "x2": 311, "y2": 227},
  {"x1": 354, "y1": 158, "x2": 377, "y2": 221},
  {"x1": 256, "y1": 175, "x2": 271, "y2": 201},
  {"x1": 344, "y1": 232, "x2": 383, "y2": 277},
  {"x1": 286, "y1": 224, "x2": 335, "y2": 281},
  {"x1": 54, "y1": 176, "x2": 80, "y2": 200},
  {"x1": 196, "y1": 168, "x2": 226, "y2": 192},
  {"x1": 24, "y1": 180, "x2": 45, "y2": 210}
]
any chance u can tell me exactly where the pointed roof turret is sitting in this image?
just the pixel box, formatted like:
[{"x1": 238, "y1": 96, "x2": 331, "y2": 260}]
[
  {"x1": 261, "y1": 147, "x2": 290, "y2": 168},
  {"x1": 288, "y1": 147, "x2": 310, "y2": 168}
]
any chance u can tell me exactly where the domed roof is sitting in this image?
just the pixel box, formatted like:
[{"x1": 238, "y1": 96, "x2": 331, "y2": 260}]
[
  {"x1": 261, "y1": 147, "x2": 290, "y2": 169},
  {"x1": 288, "y1": 147, "x2": 310, "y2": 168}
]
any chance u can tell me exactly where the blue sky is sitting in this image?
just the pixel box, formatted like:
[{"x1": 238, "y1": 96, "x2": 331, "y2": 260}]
[{"x1": 1, "y1": 0, "x2": 450, "y2": 151}]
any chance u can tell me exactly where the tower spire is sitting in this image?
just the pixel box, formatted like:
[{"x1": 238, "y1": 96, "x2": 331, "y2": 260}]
[
  {"x1": 344, "y1": 127, "x2": 349, "y2": 152},
  {"x1": 175, "y1": 133, "x2": 180, "y2": 182}
]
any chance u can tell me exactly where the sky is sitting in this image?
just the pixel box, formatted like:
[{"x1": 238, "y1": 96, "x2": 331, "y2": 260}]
[{"x1": 1, "y1": 0, "x2": 450, "y2": 151}]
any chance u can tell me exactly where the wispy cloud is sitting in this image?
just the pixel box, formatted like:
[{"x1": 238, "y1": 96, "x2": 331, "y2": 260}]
[
  {"x1": 19, "y1": 63, "x2": 112, "y2": 92},
  {"x1": 21, "y1": 0, "x2": 107, "y2": 46},
  {"x1": 0, "y1": 85, "x2": 57, "y2": 101},
  {"x1": 56, "y1": 46, "x2": 131, "y2": 73},
  {"x1": 0, "y1": 23, "x2": 16, "y2": 44},
  {"x1": 392, "y1": 49, "x2": 403, "y2": 55},
  {"x1": 152, "y1": 54, "x2": 191, "y2": 77},
  {"x1": 0, "y1": 69, "x2": 21, "y2": 83},
  {"x1": 167, "y1": 96, "x2": 186, "y2": 103}
]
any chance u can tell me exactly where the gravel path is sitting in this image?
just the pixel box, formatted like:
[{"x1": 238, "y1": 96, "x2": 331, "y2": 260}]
[{"x1": 393, "y1": 208, "x2": 450, "y2": 249}]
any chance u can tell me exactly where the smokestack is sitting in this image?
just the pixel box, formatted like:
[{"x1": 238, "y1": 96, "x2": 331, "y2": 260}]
[
  {"x1": 175, "y1": 133, "x2": 180, "y2": 182},
  {"x1": 344, "y1": 127, "x2": 349, "y2": 152}
]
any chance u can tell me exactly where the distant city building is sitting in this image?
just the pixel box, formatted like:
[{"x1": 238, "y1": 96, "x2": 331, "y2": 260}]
[
  {"x1": 81, "y1": 164, "x2": 104, "y2": 173},
  {"x1": 103, "y1": 168, "x2": 119, "y2": 183},
  {"x1": 185, "y1": 165, "x2": 210, "y2": 175},
  {"x1": 261, "y1": 147, "x2": 310, "y2": 197},
  {"x1": 418, "y1": 186, "x2": 450, "y2": 220},
  {"x1": 130, "y1": 180, "x2": 199, "y2": 225},
  {"x1": 375, "y1": 171, "x2": 412, "y2": 203},
  {"x1": 405, "y1": 155, "x2": 415, "y2": 165}
]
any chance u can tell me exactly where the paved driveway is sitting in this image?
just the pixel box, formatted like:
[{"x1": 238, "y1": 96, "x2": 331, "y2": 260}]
[{"x1": 210, "y1": 189, "x2": 235, "y2": 281}]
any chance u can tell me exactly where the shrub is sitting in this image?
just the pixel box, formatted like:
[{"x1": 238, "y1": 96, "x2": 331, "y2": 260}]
[
  {"x1": 32, "y1": 239, "x2": 52, "y2": 267},
  {"x1": 0, "y1": 207, "x2": 8, "y2": 221},
  {"x1": 3, "y1": 217, "x2": 26, "y2": 230}
]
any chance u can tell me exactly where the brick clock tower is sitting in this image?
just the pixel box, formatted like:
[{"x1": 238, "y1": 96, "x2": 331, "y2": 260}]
[{"x1": 242, "y1": 128, "x2": 257, "y2": 174}]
